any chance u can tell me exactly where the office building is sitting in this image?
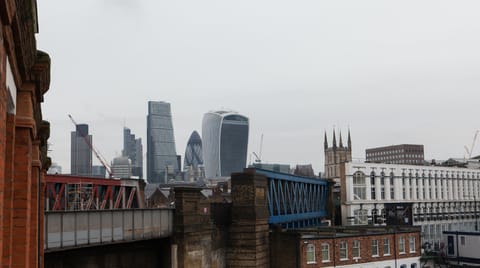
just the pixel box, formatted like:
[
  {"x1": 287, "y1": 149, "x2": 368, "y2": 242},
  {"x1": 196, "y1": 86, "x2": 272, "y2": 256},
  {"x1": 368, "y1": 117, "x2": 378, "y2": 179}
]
[
  {"x1": 202, "y1": 110, "x2": 249, "y2": 178},
  {"x1": 147, "y1": 101, "x2": 179, "y2": 183},
  {"x1": 366, "y1": 144, "x2": 424, "y2": 165},
  {"x1": 71, "y1": 124, "x2": 92, "y2": 176},
  {"x1": 251, "y1": 163, "x2": 290, "y2": 174},
  {"x1": 123, "y1": 127, "x2": 143, "y2": 178},
  {"x1": 293, "y1": 164, "x2": 315, "y2": 177},
  {"x1": 92, "y1": 165, "x2": 106, "y2": 178},
  {"x1": 184, "y1": 131, "x2": 203, "y2": 169},
  {"x1": 183, "y1": 131, "x2": 205, "y2": 182},
  {"x1": 111, "y1": 156, "x2": 132, "y2": 179},
  {"x1": 340, "y1": 161, "x2": 480, "y2": 248}
]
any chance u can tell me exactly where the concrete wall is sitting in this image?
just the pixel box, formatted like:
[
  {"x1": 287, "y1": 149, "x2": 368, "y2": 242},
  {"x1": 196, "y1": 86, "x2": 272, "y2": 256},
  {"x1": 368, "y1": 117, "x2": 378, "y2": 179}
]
[{"x1": 44, "y1": 238, "x2": 171, "y2": 268}]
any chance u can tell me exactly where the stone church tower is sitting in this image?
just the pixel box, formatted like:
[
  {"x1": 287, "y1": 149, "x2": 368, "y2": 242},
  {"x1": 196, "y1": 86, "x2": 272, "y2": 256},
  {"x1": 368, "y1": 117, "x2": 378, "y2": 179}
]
[
  {"x1": 324, "y1": 129, "x2": 352, "y2": 225},
  {"x1": 324, "y1": 129, "x2": 352, "y2": 185}
]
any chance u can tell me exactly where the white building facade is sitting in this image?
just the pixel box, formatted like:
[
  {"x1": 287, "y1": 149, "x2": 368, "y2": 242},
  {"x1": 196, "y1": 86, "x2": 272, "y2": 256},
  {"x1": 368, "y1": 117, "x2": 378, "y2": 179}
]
[{"x1": 342, "y1": 161, "x2": 480, "y2": 248}]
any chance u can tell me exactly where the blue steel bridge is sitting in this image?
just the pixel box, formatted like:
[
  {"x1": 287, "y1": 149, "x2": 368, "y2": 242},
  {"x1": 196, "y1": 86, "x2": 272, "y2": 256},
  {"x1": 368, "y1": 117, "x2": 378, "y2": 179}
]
[{"x1": 255, "y1": 168, "x2": 330, "y2": 229}]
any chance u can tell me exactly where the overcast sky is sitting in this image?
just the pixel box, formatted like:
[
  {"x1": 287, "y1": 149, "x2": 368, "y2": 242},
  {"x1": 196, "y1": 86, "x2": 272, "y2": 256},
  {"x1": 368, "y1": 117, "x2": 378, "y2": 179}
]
[{"x1": 37, "y1": 0, "x2": 480, "y2": 175}]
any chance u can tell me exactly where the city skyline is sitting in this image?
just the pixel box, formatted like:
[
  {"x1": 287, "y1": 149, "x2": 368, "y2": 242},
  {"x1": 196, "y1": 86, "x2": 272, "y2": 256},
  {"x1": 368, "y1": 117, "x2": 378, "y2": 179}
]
[{"x1": 37, "y1": 0, "x2": 480, "y2": 175}]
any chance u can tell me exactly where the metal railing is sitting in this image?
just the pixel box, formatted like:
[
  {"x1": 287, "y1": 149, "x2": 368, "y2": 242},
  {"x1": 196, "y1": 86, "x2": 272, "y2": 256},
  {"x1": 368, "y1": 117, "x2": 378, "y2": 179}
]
[{"x1": 44, "y1": 208, "x2": 173, "y2": 251}]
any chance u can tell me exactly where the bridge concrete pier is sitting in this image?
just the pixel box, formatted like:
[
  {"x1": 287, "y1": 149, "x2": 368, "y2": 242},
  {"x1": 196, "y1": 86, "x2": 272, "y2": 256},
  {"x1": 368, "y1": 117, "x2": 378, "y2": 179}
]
[
  {"x1": 173, "y1": 187, "x2": 213, "y2": 268},
  {"x1": 227, "y1": 169, "x2": 269, "y2": 268}
]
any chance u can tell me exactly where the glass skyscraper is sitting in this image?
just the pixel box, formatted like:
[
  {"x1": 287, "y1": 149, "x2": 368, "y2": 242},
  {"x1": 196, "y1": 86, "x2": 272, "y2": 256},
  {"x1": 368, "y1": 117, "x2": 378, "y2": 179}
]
[
  {"x1": 70, "y1": 124, "x2": 92, "y2": 176},
  {"x1": 146, "y1": 101, "x2": 178, "y2": 183},
  {"x1": 184, "y1": 130, "x2": 203, "y2": 169},
  {"x1": 123, "y1": 127, "x2": 143, "y2": 179},
  {"x1": 202, "y1": 111, "x2": 249, "y2": 178}
]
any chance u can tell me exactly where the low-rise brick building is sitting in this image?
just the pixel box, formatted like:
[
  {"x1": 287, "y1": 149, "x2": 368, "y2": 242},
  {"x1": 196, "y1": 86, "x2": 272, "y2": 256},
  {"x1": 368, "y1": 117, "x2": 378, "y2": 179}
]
[{"x1": 271, "y1": 226, "x2": 421, "y2": 268}]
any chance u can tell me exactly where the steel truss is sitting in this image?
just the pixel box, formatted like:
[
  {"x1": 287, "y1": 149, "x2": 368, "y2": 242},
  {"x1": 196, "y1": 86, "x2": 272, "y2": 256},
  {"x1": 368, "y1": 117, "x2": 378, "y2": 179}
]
[
  {"x1": 45, "y1": 175, "x2": 141, "y2": 211},
  {"x1": 256, "y1": 169, "x2": 329, "y2": 229}
]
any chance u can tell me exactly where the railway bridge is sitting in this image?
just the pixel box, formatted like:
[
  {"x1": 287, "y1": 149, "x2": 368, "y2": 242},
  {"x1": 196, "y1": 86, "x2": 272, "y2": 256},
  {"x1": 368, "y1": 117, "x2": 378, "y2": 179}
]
[{"x1": 44, "y1": 169, "x2": 331, "y2": 267}]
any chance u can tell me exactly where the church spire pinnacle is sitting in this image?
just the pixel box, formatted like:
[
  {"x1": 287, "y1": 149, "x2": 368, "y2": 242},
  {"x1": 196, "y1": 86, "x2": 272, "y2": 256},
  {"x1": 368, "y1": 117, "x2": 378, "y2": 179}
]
[
  {"x1": 332, "y1": 129, "x2": 337, "y2": 148},
  {"x1": 339, "y1": 130, "x2": 343, "y2": 148},
  {"x1": 348, "y1": 128, "x2": 352, "y2": 150},
  {"x1": 324, "y1": 131, "x2": 328, "y2": 150}
]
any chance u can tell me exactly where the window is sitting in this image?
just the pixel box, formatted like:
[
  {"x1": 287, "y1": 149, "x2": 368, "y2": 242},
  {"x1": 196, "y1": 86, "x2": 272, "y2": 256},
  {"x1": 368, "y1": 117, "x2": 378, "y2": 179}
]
[
  {"x1": 461, "y1": 236, "x2": 465, "y2": 245},
  {"x1": 353, "y1": 240, "x2": 360, "y2": 258},
  {"x1": 321, "y1": 243, "x2": 330, "y2": 262},
  {"x1": 354, "y1": 209, "x2": 368, "y2": 225},
  {"x1": 381, "y1": 172, "x2": 385, "y2": 199},
  {"x1": 371, "y1": 171, "x2": 376, "y2": 200},
  {"x1": 383, "y1": 238, "x2": 390, "y2": 255},
  {"x1": 390, "y1": 172, "x2": 395, "y2": 199},
  {"x1": 411, "y1": 264, "x2": 418, "y2": 268},
  {"x1": 340, "y1": 241, "x2": 348, "y2": 260},
  {"x1": 306, "y1": 243, "x2": 316, "y2": 264},
  {"x1": 372, "y1": 239, "x2": 379, "y2": 256},
  {"x1": 353, "y1": 171, "x2": 366, "y2": 200},
  {"x1": 409, "y1": 236, "x2": 416, "y2": 253},
  {"x1": 400, "y1": 265, "x2": 407, "y2": 268},
  {"x1": 399, "y1": 237, "x2": 405, "y2": 254},
  {"x1": 409, "y1": 173, "x2": 413, "y2": 198},
  {"x1": 415, "y1": 173, "x2": 420, "y2": 199}
]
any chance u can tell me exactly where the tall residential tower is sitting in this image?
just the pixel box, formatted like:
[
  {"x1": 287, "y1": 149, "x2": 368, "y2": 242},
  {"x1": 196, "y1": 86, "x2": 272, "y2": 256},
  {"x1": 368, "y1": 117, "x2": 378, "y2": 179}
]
[
  {"x1": 147, "y1": 101, "x2": 178, "y2": 183},
  {"x1": 202, "y1": 110, "x2": 249, "y2": 178}
]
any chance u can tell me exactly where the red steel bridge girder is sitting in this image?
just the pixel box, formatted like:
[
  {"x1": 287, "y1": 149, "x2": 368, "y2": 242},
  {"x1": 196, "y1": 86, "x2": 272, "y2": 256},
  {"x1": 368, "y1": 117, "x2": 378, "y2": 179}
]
[{"x1": 45, "y1": 174, "x2": 144, "y2": 211}]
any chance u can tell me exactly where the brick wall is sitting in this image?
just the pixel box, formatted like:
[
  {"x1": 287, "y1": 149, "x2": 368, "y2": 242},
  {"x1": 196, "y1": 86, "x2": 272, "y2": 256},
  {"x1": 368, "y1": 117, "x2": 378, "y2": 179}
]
[
  {"x1": 0, "y1": 1, "x2": 51, "y2": 267},
  {"x1": 298, "y1": 231, "x2": 421, "y2": 268}
]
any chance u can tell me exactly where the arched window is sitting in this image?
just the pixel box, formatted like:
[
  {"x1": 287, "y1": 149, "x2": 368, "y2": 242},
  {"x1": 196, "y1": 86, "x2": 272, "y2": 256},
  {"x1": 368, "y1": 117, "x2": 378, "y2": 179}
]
[
  {"x1": 306, "y1": 243, "x2": 316, "y2": 264},
  {"x1": 353, "y1": 171, "x2": 366, "y2": 200}
]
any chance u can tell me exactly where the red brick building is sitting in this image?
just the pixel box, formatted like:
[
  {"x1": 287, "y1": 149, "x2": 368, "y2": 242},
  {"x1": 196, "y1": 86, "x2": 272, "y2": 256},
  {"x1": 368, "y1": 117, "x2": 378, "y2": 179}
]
[
  {"x1": 0, "y1": 1, "x2": 51, "y2": 267},
  {"x1": 271, "y1": 226, "x2": 421, "y2": 268}
]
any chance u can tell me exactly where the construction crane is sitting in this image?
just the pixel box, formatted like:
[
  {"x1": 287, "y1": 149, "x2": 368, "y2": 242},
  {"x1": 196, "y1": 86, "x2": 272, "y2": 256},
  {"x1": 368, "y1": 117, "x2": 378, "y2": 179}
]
[
  {"x1": 68, "y1": 114, "x2": 113, "y2": 177},
  {"x1": 464, "y1": 130, "x2": 480, "y2": 159},
  {"x1": 252, "y1": 152, "x2": 261, "y2": 163},
  {"x1": 252, "y1": 134, "x2": 264, "y2": 163}
]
